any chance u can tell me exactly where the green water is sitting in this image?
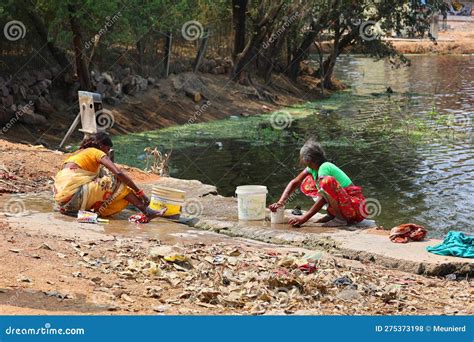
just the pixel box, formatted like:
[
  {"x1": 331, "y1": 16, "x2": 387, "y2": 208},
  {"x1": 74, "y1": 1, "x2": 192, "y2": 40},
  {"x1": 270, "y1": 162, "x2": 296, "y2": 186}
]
[{"x1": 113, "y1": 55, "x2": 474, "y2": 237}]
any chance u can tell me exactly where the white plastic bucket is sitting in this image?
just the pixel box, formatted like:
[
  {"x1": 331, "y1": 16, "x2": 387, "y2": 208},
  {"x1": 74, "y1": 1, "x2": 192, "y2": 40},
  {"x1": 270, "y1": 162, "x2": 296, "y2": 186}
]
[
  {"x1": 235, "y1": 185, "x2": 268, "y2": 220},
  {"x1": 271, "y1": 206, "x2": 286, "y2": 224}
]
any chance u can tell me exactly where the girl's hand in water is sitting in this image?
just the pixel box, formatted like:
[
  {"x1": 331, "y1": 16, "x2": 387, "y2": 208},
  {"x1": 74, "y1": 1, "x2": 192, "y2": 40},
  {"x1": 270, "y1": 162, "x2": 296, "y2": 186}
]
[
  {"x1": 288, "y1": 217, "x2": 306, "y2": 227},
  {"x1": 269, "y1": 202, "x2": 284, "y2": 212}
]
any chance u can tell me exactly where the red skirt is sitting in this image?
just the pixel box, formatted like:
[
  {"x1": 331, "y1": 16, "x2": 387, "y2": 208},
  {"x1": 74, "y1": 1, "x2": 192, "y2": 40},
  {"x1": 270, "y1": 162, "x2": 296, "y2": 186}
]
[{"x1": 300, "y1": 175, "x2": 367, "y2": 223}]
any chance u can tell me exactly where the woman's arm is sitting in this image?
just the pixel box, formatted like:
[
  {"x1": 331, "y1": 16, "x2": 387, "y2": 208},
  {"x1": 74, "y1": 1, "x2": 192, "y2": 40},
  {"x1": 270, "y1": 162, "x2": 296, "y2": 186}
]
[
  {"x1": 100, "y1": 157, "x2": 141, "y2": 193},
  {"x1": 269, "y1": 169, "x2": 308, "y2": 211}
]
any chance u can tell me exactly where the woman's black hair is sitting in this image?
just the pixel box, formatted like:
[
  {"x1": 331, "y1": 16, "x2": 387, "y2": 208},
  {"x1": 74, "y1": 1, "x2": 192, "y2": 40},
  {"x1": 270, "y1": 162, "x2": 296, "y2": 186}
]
[
  {"x1": 299, "y1": 138, "x2": 327, "y2": 166},
  {"x1": 80, "y1": 132, "x2": 113, "y2": 150}
]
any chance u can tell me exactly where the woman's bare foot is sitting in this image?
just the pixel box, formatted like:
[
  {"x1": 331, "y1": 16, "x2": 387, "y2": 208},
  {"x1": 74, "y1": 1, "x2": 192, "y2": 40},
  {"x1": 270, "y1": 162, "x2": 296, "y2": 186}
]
[
  {"x1": 320, "y1": 217, "x2": 348, "y2": 227},
  {"x1": 316, "y1": 214, "x2": 334, "y2": 223},
  {"x1": 145, "y1": 207, "x2": 167, "y2": 220}
]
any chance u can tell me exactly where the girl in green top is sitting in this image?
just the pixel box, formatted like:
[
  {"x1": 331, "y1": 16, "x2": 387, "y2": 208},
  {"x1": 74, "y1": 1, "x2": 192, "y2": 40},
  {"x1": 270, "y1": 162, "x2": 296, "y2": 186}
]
[{"x1": 269, "y1": 139, "x2": 367, "y2": 227}]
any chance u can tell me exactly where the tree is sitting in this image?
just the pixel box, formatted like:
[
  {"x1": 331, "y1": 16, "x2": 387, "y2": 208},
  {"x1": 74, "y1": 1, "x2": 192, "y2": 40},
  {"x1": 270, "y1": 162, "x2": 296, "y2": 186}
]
[
  {"x1": 232, "y1": 0, "x2": 248, "y2": 61},
  {"x1": 231, "y1": 0, "x2": 284, "y2": 83}
]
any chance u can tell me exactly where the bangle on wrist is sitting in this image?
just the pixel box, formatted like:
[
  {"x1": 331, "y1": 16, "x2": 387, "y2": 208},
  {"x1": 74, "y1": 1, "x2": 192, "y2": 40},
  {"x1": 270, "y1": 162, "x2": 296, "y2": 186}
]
[{"x1": 135, "y1": 189, "x2": 145, "y2": 196}]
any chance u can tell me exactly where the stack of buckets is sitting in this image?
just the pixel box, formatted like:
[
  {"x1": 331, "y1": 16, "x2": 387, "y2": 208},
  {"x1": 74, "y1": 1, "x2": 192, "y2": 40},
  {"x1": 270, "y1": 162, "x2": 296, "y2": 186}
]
[
  {"x1": 235, "y1": 185, "x2": 268, "y2": 220},
  {"x1": 149, "y1": 185, "x2": 186, "y2": 217}
]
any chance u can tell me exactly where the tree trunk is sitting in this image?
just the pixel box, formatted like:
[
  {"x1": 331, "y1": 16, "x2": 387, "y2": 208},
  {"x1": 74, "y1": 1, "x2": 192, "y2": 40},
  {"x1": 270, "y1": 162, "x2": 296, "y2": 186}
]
[
  {"x1": 184, "y1": 88, "x2": 201, "y2": 102},
  {"x1": 163, "y1": 31, "x2": 172, "y2": 77},
  {"x1": 136, "y1": 39, "x2": 144, "y2": 74},
  {"x1": 259, "y1": 29, "x2": 287, "y2": 83},
  {"x1": 231, "y1": 1, "x2": 284, "y2": 82},
  {"x1": 318, "y1": 30, "x2": 357, "y2": 89},
  {"x1": 287, "y1": 21, "x2": 321, "y2": 82},
  {"x1": 68, "y1": 4, "x2": 92, "y2": 91},
  {"x1": 26, "y1": 6, "x2": 70, "y2": 69},
  {"x1": 232, "y1": 0, "x2": 247, "y2": 61},
  {"x1": 193, "y1": 28, "x2": 209, "y2": 72}
]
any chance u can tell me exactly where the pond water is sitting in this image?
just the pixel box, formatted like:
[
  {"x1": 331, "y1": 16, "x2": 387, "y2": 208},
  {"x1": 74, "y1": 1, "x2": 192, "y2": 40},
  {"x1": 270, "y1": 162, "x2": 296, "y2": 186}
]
[{"x1": 114, "y1": 55, "x2": 473, "y2": 237}]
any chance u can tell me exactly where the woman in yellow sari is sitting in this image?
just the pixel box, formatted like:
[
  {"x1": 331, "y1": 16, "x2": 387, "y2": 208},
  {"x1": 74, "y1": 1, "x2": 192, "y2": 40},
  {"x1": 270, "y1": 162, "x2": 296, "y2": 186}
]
[{"x1": 53, "y1": 132, "x2": 165, "y2": 219}]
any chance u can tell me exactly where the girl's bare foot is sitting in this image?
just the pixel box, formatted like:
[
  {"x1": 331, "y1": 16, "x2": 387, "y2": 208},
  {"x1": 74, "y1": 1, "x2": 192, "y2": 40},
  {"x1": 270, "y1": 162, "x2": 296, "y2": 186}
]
[
  {"x1": 145, "y1": 207, "x2": 167, "y2": 220},
  {"x1": 316, "y1": 214, "x2": 334, "y2": 223}
]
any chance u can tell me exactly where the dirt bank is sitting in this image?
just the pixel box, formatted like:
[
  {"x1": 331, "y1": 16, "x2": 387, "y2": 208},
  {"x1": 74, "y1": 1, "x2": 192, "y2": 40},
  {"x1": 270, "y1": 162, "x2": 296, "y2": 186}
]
[
  {"x1": 1, "y1": 72, "x2": 322, "y2": 147},
  {"x1": 390, "y1": 20, "x2": 474, "y2": 54}
]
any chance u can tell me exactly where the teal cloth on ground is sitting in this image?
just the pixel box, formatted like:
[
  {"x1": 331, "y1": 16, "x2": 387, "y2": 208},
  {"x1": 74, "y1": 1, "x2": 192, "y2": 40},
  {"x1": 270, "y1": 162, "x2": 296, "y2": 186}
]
[{"x1": 426, "y1": 231, "x2": 474, "y2": 258}]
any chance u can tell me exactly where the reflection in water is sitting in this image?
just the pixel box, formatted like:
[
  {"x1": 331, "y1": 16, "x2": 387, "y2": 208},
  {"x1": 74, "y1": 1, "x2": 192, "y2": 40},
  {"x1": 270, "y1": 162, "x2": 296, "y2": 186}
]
[{"x1": 114, "y1": 55, "x2": 473, "y2": 237}]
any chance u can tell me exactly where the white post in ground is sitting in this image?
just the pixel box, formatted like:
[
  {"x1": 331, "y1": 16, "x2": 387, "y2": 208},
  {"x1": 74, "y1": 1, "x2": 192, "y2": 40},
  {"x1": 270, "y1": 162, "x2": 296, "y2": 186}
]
[{"x1": 430, "y1": 13, "x2": 439, "y2": 39}]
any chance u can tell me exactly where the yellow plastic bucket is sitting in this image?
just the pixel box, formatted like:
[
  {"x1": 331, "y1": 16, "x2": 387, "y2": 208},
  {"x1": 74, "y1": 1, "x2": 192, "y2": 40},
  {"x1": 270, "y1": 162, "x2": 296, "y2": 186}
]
[{"x1": 149, "y1": 186, "x2": 185, "y2": 217}]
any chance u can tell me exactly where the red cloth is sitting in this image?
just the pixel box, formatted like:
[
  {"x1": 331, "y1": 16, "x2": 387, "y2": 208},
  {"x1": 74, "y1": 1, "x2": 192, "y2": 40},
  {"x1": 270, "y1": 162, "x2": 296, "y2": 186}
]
[
  {"x1": 389, "y1": 223, "x2": 427, "y2": 243},
  {"x1": 128, "y1": 213, "x2": 150, "y2": 224},
  {"x1": 300, "y1": 175, "x2": 366, "y2": 223}
]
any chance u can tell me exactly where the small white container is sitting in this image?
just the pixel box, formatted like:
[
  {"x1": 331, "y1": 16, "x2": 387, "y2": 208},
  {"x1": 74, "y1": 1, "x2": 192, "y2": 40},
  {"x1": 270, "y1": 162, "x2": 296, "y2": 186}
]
[
  {"x1": 235, "y1": 185, "x2": 268, "y2": 220},
  {"x1": 270, "y1": 206, "x2": 286, "y2": 224}
]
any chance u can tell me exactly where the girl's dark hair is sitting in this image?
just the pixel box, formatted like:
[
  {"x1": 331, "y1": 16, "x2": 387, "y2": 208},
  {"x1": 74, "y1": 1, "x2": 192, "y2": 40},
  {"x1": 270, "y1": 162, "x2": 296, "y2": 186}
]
[
  {"x1": 299, "y1": 138, "x2": 326, "y2": 165},
  {"x1": 80, "y1": 132, "x2": 113, "y2": 150}
]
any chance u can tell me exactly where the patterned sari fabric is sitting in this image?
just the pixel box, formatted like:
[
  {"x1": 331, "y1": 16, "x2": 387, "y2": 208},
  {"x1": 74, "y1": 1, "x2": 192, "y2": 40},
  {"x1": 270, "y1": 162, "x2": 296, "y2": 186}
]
[
  {"x1": 53, "y1": 167, "x2": 131, "y2": 217},
  {"x1": 389, "y1": 223, "x2": 427, "y2": 243},
  {"x1": 300, "y1": 174, "x2": 367, "y2": 223}
]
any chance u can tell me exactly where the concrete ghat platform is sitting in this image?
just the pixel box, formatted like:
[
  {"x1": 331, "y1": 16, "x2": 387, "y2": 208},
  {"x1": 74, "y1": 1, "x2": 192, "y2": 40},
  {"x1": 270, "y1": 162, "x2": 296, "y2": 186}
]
[{"x1": 191, "y1": 195, "x2": 474, "y2": 277}]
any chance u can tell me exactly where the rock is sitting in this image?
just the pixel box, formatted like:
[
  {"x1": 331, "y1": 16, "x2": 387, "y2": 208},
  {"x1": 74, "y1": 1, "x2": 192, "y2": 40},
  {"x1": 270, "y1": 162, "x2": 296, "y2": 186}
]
[
  {"x1": 149, "y1": 245, "x2": 183, "y2": 261},
  {"x1": 337, "y1": 288, "x2": 361, "y2": 301},
  {"x1": 40, "y1": 242, "x2": 53, "y2": 250},
  {"x1": 152, "y1": 305, "x2": 169, "y2": 313},
  {"x1": 96, "y1": 82, "x2": 108, "y2": 94},
  {"x1": 145, "y1": 286, "x2": 162, "y2": 298},
  {"x1": 445, "y1": 273, "x2": 456, "y2": 281},
  {"x1": 91, "y1": 277, "x2": 102, "y2": 284},
  {"x1": 2, "y1": 95, "x2": 14, "y2": 107},
  {"x1": 198, "y1": 289, "x2": 220, "y2": 304},
  {"x1": 44, "y1": 290, "x2": 72, "y2": 300},
  {"x1": 333, "y1": 276, "x2": 354, "y2": 287},
  {"x1": 35, "y1": 97, "x2": 55, "y2": 115},
  {"x1": 19, "y1": 112, "x2": 48, "y2": 126},
  {"x1": 1, "y1": 85, "x2": 9, "y2": 96},
  {"x1": 17, "y1": 275, "x2": 32, "y2": 283},
  {"x1": 101, "y1": 72, "x2": 114, "y2": 85},
  {"x1": 121, "y1": 294, "x2": 135, "y2": 303}
]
